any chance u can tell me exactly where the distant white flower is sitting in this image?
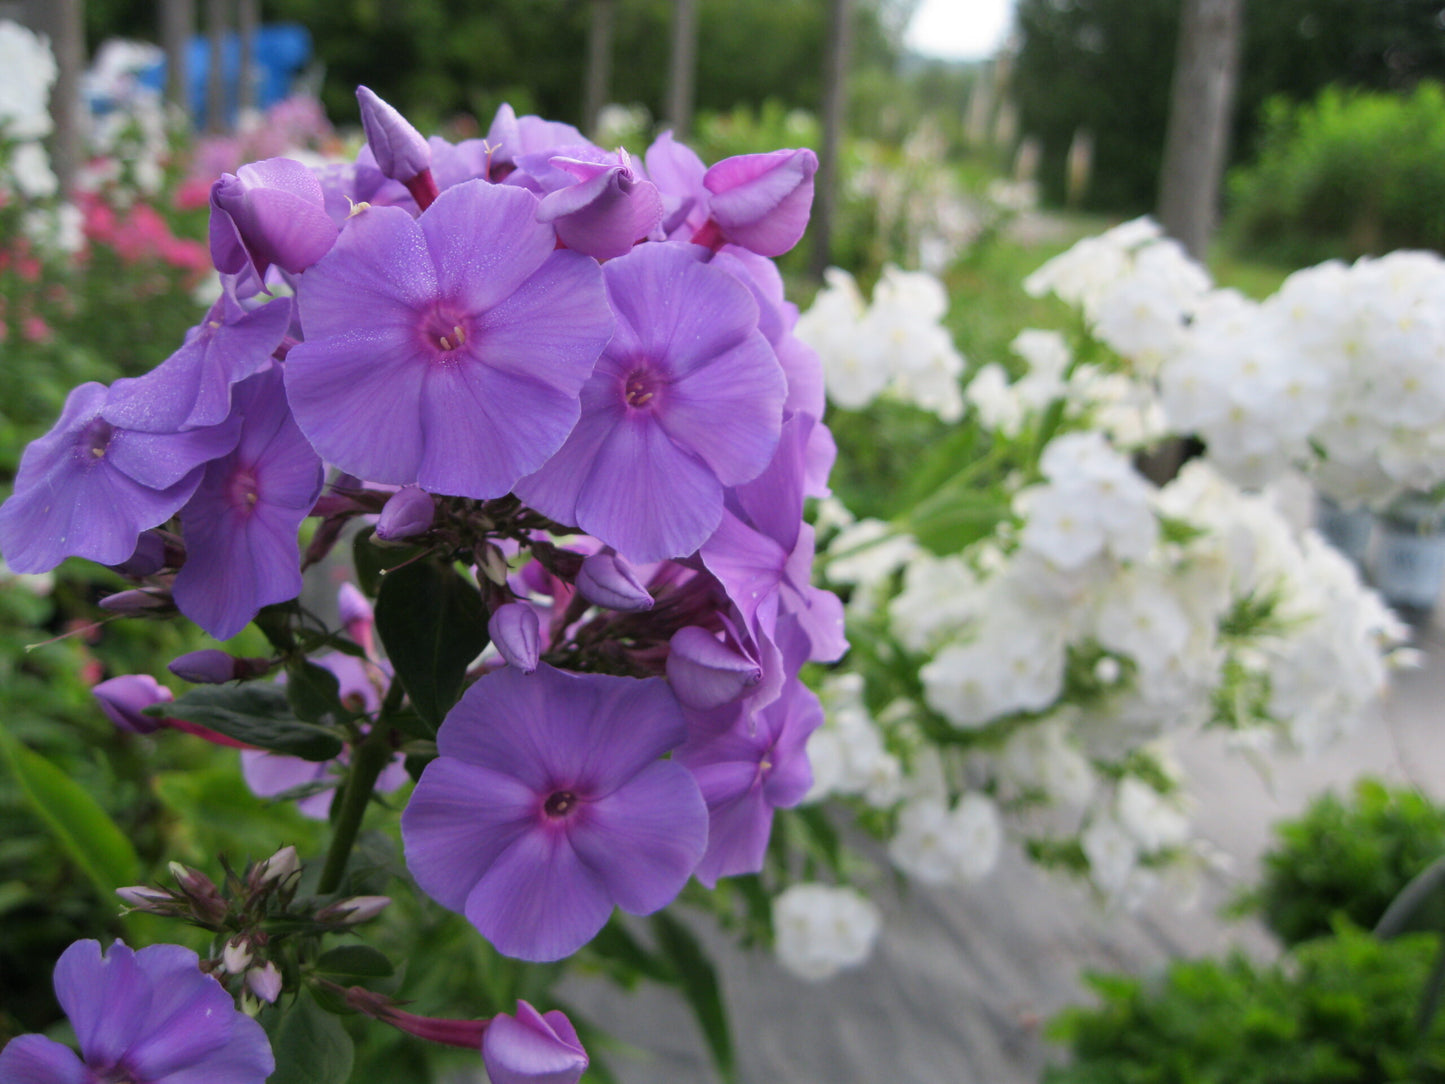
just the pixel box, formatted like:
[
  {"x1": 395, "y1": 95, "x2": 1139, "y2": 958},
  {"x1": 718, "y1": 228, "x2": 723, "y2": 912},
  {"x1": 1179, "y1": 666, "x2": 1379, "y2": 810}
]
[
  {"x1": 772, "y1": 883, "x2": 881, "y2": 981},
  {"x1": 0, "y1": 20, "x2": 57, "y2": 139}
]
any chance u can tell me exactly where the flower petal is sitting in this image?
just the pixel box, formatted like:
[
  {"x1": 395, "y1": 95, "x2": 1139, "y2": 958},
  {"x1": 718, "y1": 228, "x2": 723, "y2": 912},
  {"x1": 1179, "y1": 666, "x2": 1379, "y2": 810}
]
[{"x1": 0, "y1": 1035, "x2": 89, "y2": 1084}]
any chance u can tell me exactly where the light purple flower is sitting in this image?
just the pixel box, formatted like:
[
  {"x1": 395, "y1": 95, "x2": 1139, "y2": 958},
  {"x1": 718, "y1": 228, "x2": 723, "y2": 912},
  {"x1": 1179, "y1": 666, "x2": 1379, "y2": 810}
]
[
  {"x1": 285, "y1": 181, "x2": 613, "y2": 499},
  {"x1": 0, "y1": 382, "x2": 240, "y2": 574},
  {"x1": 93, "y1": 674, "x2": 172, "y2": 734},
  {"x1": 173, "y1": 368, "x2": 324, "y2": 640},
  {"x1": 356, "y1": 86, "x2": 431, "y2": 183},
  {"x1": 489, "y1": 602, "x2": 541, "y2": 673},
  {"x1": 535, "y1": 150, "x2": 663, "y2": 259},
  {"x1": 678, "y1": 677, "x2": 821, "y2": 887},
  {"x1": 482, "y1": 1001, "x2": 588, "y2": 1084},
  {"x1": 485, "y1": 104, "x2": 588, "y2": 176},
  {"x1": 666, "y1": 625, "x2": 762, "y2": 711},
  {"x1": 376, "y1": 484, "x2": 435, "y2": 540},
  {"x1": 515, "y1": 242, "x2": 786, "y2": 562},
  {"x1": 401, "y1": 663, "x2": 708, "y2": 962},
  {"x1": 209, "y1": 157, "x2": 339, "y2": 293},
  {"x1": 703, "y1": 148, "x2": 818, "y2": 257},
  {"x1": 0, "y1": 938, "x2": 273, "y2": 1084}
]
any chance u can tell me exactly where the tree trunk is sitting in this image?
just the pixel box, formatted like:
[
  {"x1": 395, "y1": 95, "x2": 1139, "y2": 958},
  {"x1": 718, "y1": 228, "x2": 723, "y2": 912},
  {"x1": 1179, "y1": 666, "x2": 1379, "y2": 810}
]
[
  {"x1": 32, "y1": 0, "x2": 84, "y2": 194},
  {"x1": 237, "y1": 0, "x2": 258, "y2": 114},
  {"x1": 1156, "y1": 0, "x2": 1244, "y2": 259},
  {"x1": 665, "y1": 0, "x2": 699, "y2": 139},
  {"x1": 582, "y1": 0, "x2": 616, "y2": 139},
  {"x1": 206, "y1": 0, "x2": 229, "y2": 133},
  {"x1": 160, "y1": 0, "x2": 194, "y2": 119},
  {"x1": 810, "y1": 0, "x2": 853, "y2": 279}
]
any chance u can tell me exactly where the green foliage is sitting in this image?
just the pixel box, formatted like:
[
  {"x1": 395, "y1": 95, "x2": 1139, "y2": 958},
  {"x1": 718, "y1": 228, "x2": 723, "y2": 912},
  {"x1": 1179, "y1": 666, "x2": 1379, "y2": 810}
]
[
  {"x1": 1225, "y1": 82, "x2": 1445, "y2": 263},
  {"x1": 1046, "y1": 926, "x2": 1445, "y2": 1083},
  {"x1": 1236, "y1": 779, "x2": 1445, "y2": 947}
]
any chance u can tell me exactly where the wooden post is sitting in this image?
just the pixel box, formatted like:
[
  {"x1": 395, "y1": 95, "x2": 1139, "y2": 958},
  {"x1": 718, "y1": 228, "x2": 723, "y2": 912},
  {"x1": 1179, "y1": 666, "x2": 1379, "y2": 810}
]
[
  {"x1": 665, "y1": 0, "x2": 699, "y2": 139},
  {"x1": 206, "y1": 0, "x2": 229, "y2": 133},
  {"x1": 161, "y1": 0, "x2": 194, "y2": 119},
  {"x1": 810, "y1": 0, "x2": 853, "y2": 279},
  {"x1": 1156, "y1": 0, "x2": 1244, "y2": 259},
  {"x1": 237, "y1": 0, "x2": 258, "y2": 114},
  {"x1": 582, "y1": 0, "x2": 616, "y2": 139},
  {"x1": 38, "y1": 0, "x2": 84, "y2": 194}
]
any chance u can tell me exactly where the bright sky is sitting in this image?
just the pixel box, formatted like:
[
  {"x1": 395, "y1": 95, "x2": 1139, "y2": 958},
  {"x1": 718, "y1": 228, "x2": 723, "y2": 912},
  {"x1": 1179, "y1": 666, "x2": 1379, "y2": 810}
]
[{"x1": 904, "y1": 0, "x2": 1015, "y2": 62}]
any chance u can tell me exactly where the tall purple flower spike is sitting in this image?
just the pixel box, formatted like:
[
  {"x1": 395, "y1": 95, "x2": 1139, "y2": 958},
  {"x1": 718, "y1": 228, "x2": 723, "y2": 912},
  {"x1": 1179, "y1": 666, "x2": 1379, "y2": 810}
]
[
  {"x1": 402, "y1": 664, "x2": 708, "y2": 962},
  {"x1": 0, "y1": 382, "x2": 240, "y2": 573},
  {"x1": 515, "y1": 242, "x2": 786, "y2": 563},
  {"x1": 285, "y1": 181, "x2": 613, "y2": 500},
  {"x1": 678, "y1": 676, "x2": 822, "y2": 887},
  {"x1": 0, "y1": 939, "x2": 273, "y2": 1084},
  {"x1": 210, "y1": 157, "x2": 339, "y2": 295},
  {"x1": 102, "y1": 291, "x2": 291, "y2": 433},
  {"x1": 173, "y1": 368, "x2": 324, "y2": 640}
]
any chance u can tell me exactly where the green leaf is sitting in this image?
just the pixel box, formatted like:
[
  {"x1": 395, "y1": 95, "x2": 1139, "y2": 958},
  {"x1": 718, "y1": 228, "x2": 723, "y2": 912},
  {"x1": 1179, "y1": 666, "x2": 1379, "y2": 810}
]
[
  {"x1": 285, "y1": 659, "x2": 347, "y2": 725},
  {"x1": 374, "y1": 558, "x2": 489, "y2": 731},
  {"x1": 266, "y1": 991, "x2": 355, "y2": 1084},
  {"x1": 159, "y1": 684, "x2": 344, "y2": 761},
  {"x1": 314, "y1": 944, "x2": 395, "y2": 981},
  {"x1": 353, "y1": 528, "x2": 425, "y2": 597},
  {"x1": 0, "y1": 722, "x2": 140, "y2": 903},
  {"x1": 650, "y1": 911, "x2": 735, "y2": 1083}
]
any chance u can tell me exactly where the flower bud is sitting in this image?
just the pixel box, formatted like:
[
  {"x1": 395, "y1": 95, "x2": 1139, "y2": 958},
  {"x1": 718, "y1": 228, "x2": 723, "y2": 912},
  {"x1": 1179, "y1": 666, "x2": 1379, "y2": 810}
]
[
  {"x1": 356, "y1": 86, "x2": 432, "y2": 184},
  {"x1": 97, "y1": 588, "x2": 171, "y2": 615},
  {"x1": 337, "y1": 582, "x2": 375, "y2": 656},
  {"x1": 316, "y1": 894, "x2": 391, "y2": 925},
  {"x1": 169, "y1": 862, "x2": 228, "y2": 925},
  {"x1": 93, "y1": 674, "x2": 172, "y2": 734},
  {"x1": 701, "y1": 147, "x2": 818, "y2": 257},
  {"x1": 168, "y1": 649, "x2": 269, "y2": 684},
  {"x1": 478, "y1": 543, "x2": 512, "y2": 587},
  {"x1": 223, "y1": 936, "x2": 253, "y2": 974},
  {"x1": 482, "y1": 1001, "x2": 588, "y2": 1084},
  {"x1": 115, "y1": 885, "x2": 179, "y2": 914},
  {"x1": 209, "y1": 158, "x2": 339, "y2": 291},
  {"x1": 536, "y1": 151, "x2": 664, "y2": 259},
  {"x1": 375, "y1": 485, "x2": 435, "y2": 541},
  {"x1": 666, "y1": 627, "x2": 762, "y2": 710},
  {"x1": 257, "y1": 845, "x2": 300, "y2": 887},
  {"x1": 109, "y1": 531, "x2": 167, "y2": 577},
  {"x1": 246, "y1": 962, "x2": 283, "y2": 1004},
  {"x1": 488, "y1": 603, "x2": 541, "y2": 674},
  {"x1": 345, "y1": 986, "x2": 489, "y2": 1049},
  {"x1": 576, "y1": 551, "x2": 653, "y2": 612}
]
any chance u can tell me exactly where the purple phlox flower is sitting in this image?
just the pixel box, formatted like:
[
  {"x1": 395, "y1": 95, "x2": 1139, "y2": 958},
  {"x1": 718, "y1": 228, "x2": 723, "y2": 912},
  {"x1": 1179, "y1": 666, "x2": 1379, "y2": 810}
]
[
  {"x1": 285, "y1": 181, "x2": 613, "y2": 500},
  {"x1": 712, "y1": 245, "x2": 827, "y2": 418},
  {"x1": 514, "y1": 242, "x2": 785, "y2": 563},
  {"x1": 103, "y1": 290, "x2": 291, "y2": 433},
  {"x1": 576, "y1": 548, "x2": 654, "y2": 612},
  {"x1": 677, "y1": 676, "x2": 822, "y2": 887},
  {"x1": 666, "y1": 623, "x2": 762, "y2": 711},
  {"x1": 93, "y1": 674, "x2": 172, "y2": 734},
  {"x1": 337, "y1": 581, "x2": 376, "y2": 656},
  {"x1": 0, "y1": 382, "x2": 241, "y2": 574},
  {"x1": 169, "y1": 648, "x2": 272, "y2": 684},
  {"x1": 401, "y1": 663, "x2": 708, "y2": 962},
  {"x1": 110, "y1": 531, "x2": 168, "y2": 576},
  {"x1": 483, "y1": 1001, "x2": 589, "y2": 1084},
  {"x1": 644, "y1": 129, "x2": 710, "y2": 240},
  {"x1": 701, "y1": 412, "x2": 847, "y2": 664},
  {"x1": 209, "y1": 156, "x2": 340, "y2": 295},
  {"x1": 0, "y1": 938, "x2": 273, "y2": 1084},
  {"x1": 376, "y1": 484, "x2": 435, "y2": 540},
  {"x1": 356, "y1": 85, "x2": 431, "y2": 184},
  {"x1": 535, "y1": 149, "x2": 664, "y2": 259},
  {"x1": 489, "y1": 601, "x2": 541, "y2": 673},
  {"x1": 173, "y1": 368, "x2": 324, "y2": 640},
  {"x1": 700, "y1": 148, "x2": 818, "y2": 257},
  {"x1": 243, "y1": 652, "x2": 404, "y2": 819},
  {"x1": 485, "y1": 103, "x2": 588, "y2": 178}
]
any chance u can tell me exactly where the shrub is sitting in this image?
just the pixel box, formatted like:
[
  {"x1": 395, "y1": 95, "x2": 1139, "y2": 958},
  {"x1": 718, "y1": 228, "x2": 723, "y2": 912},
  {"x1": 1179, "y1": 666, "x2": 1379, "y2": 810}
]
[
  {"x1": 1046, "y1": 925, "x2": 1445, "y2": 1084},
  {"x1": 1236, "y1": 779, "x2": 1445, "y2": 948},
  {"x1": 1225, "y1": 82, "x2": 1445, "y2": 263}
]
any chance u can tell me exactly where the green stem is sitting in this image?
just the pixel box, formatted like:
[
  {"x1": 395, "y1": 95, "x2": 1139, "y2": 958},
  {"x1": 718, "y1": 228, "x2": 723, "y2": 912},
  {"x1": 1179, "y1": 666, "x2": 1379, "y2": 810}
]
[{"x1": 317, "y1": 725, "x2": 394, "y2": 895}]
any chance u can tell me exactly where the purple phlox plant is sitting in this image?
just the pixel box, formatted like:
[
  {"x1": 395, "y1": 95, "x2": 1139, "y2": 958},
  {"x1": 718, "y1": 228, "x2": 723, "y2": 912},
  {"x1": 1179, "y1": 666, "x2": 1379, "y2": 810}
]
[
  {"x1": 535, "y1": 149, "x2": 664, "y2": 259},
  {"x1": 514, "y1": 242, "x2": 786, "y2": 563},
  {"x1": 401, "y1": 663, "x2": 707, "y2": 962},
  {"x1": 483, "y1": 1001, "x2": 589, "y2": 1084},
  {"x1": 678, "y1": 674, "x2": 823, "y2": 887},
  {"x1": 209, "y1": 156, "x2": 339, "y2": 296},
  {"x1": 284, "y1": 180, "x2": 613, "y2": 500},
  {"x1": 0, "y1": 939, "x2": 273, "y2": 1084},
  {"x1": 243, "y1": 651, "x2": 404, "y2": 819},
  {"x1": 102, "y1": 290, "x2": 292, "y2": 434},
  {"x1": 484, "y1": 103, "x2": 588, "y2": 178},
  {"x1": 0, "y1": 382, "x2": 241, "y2": 574},
  {"x1": 172, "y1": 367, "x2": 324, "y2": 639}
]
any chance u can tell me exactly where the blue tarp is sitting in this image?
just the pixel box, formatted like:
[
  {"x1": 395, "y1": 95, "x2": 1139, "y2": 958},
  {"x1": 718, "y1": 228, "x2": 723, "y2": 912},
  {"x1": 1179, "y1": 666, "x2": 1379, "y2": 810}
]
[{"x1": 136, "y1": 24, "x2": 313, "y2": 128}]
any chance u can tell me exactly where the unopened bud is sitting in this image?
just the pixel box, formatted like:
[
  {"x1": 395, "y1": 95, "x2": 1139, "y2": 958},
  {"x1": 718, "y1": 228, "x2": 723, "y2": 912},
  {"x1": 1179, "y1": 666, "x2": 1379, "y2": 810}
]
[
  {"x1": 116, "y1": 885, "x2": 177, "y2": 914},
  {"x1": 223, "y1": 936, "x2": 253, "y2": 974},
  {"x1": 109, "y1": 531, "x2": 167, "y2": 577},
  {"x1": 478, "y1": 544, "x2": 511, "y2": 587},
  {"x1": 168, "y1": 649, "x2": 270, "y2": 684},
  {"x1": 356, "y1": 86, "x2": 432, "y2": 185},
  {"x1": 317, "y1": 894, "x2": 391, "y2": 925},
  {"x1": 488, "y1": 603, "x2": 540, "y2": 673},
  {"x1": 576, "y1": 551, "x2": 653, "y2": 612},
  {"x1": 666, "y1": 626, "x2": 762, "y2": 710},
  {"x1": 702, "y1": 147, "x2": 818, "y2": 257},
  {"x1": 169, "y1": 862, "x2": 227, "y2": 925},
  {"x1": 246, "y1": 961, "x2": 283, "y2": 1004},
  {"x1": 258, "y1": 845, "x2": 300, "y2": 887},
  {"x1": 376, "y1": 485, "x2": 435, "y2": 541},
  {"x1": 97, "y1": 588, "x2": 171, "y2": 615},
  {"x1": 93, "y1": 674, "x2": 172, "y2": 734}
]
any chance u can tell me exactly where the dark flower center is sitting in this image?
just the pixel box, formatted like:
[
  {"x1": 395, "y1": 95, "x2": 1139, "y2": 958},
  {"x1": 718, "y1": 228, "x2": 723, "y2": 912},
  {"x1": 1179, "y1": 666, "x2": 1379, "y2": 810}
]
[
  {"x1": 544, "y1": 790, "x2": 578, "y2": 818},
  {"x1": 76, "y1": 417, "x2": 115, "y2": 464},
  {"x1": 421, "y1": 308, "x2": 469, "y2": 354},
  {"x1": 226, "y1": 465, "x2": 262, "y2": 518},
  {"x1": 624, "y1": 367, "x2": 659, "y2": 409}
]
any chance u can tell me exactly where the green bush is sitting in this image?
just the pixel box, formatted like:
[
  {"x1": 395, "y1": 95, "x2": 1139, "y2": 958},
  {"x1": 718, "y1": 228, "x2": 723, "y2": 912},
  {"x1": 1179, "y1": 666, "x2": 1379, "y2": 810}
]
[
  {"x1": 1046, "y1": 925, "x2": 1445, "y2": 1084},
  {"x1": 1226, "y1": 82, "x2": 1445, "y2": 263},
  {"x1": 1236, "y1": 779, "x2": 1445, "y2": 947}
]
